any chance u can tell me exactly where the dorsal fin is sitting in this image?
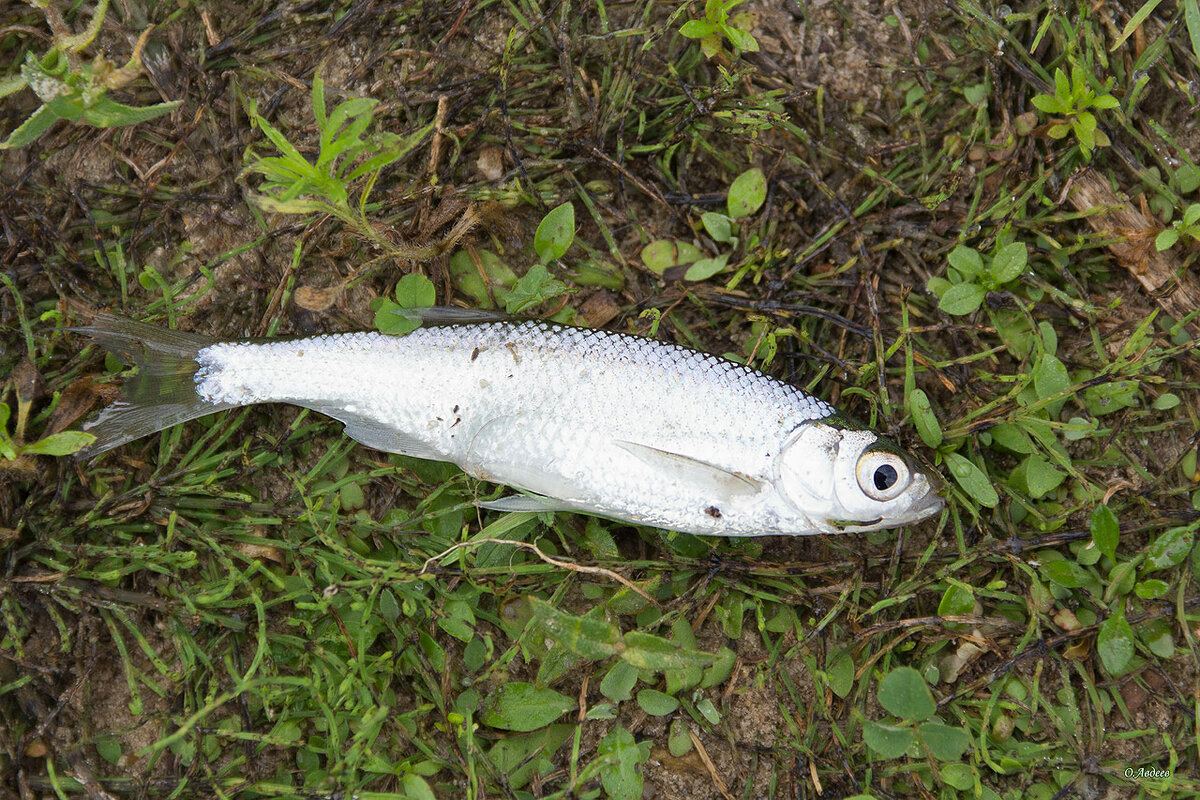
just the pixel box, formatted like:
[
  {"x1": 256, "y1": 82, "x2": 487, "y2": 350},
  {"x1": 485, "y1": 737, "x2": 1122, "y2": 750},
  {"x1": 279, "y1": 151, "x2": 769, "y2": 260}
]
[{"x1": 391, "y1": 306, "x2": 512, "y2": 326}]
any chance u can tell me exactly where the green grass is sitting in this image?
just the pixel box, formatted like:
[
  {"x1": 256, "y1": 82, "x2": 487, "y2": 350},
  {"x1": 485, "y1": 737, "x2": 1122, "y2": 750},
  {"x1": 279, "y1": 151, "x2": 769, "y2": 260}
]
[{"x1": 3, "y1": 0, "x2": 1200, "y2": 797}]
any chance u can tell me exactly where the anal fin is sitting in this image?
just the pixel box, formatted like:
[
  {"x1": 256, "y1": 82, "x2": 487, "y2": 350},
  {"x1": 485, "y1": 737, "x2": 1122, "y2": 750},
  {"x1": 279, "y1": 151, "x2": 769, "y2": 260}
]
[
  {"x1": 303, "y1": 405, "x2": 443, "y2": 461},
  {"x1": 478, "y1": 494, "x2": 580, "y2": 513}
]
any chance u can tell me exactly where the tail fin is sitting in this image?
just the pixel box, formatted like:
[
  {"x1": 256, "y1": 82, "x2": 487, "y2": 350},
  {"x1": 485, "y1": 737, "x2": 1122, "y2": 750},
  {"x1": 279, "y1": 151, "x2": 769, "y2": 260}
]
[{"x1": 70, "y1": 313, "x2": 236, "y2": 458}]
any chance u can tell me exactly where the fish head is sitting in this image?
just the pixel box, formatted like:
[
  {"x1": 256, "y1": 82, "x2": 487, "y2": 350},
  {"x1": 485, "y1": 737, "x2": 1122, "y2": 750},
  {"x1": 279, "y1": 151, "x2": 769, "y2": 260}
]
[{"x1": 774, "y1": 422, "x2": 944, "y2": 533}]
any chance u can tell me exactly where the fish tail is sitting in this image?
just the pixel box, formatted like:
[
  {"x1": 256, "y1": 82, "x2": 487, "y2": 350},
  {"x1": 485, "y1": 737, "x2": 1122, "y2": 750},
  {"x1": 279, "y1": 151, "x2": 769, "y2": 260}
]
[{"x1": 69, "y1": 312, "x2": 236, "y2": 458}]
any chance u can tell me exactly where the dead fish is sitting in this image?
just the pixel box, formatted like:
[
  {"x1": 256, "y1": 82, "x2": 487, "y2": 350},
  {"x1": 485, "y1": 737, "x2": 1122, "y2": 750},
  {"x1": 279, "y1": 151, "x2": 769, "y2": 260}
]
[{"x1": 72, "y1": 309, "x2": 943, "y2": 536}]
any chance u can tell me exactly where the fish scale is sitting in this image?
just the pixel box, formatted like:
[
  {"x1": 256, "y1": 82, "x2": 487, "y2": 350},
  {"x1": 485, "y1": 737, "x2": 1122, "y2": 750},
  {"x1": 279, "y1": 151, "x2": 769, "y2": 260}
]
[{"x1": 75, "y1": 313, "x2": 944, "y2": 536}]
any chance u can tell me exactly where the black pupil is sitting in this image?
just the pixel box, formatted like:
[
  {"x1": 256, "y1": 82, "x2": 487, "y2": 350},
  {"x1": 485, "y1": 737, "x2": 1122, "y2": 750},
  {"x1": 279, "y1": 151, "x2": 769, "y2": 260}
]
[{"x1": 874, "y1": 464, "x2": 899, "y2": 491}]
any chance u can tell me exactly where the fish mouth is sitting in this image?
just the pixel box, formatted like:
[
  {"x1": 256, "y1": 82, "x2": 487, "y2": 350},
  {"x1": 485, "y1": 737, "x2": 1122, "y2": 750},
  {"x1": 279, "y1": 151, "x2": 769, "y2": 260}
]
[{"x1": 907, "y1": 481, "x2": 946, "y2": 521}]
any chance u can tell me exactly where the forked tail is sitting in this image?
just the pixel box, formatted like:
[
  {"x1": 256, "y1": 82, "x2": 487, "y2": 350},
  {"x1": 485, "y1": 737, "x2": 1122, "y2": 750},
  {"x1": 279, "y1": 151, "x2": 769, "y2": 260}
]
[{"x1": 71, "y1": 313, "x2": 237, "y2": 458}]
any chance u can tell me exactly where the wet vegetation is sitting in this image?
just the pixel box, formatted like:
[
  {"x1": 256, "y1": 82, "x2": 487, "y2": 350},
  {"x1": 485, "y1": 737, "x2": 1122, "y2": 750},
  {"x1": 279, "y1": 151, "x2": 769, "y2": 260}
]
[{"x1": 2, "y1": 0, "x2": 1200, "y2": 796}]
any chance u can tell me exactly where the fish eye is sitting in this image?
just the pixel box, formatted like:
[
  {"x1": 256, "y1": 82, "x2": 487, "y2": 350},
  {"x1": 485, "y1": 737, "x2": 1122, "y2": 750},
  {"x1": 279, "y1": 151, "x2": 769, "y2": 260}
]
[{"x1": 856, "y1": 451, "x2": 911, "y2": 502}]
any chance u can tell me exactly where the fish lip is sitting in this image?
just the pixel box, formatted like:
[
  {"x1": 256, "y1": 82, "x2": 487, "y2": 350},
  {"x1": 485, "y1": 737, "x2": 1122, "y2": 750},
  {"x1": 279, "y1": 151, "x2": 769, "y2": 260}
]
[{"x1": 908, "y1": 480, "x2": 946, "y2": 520}]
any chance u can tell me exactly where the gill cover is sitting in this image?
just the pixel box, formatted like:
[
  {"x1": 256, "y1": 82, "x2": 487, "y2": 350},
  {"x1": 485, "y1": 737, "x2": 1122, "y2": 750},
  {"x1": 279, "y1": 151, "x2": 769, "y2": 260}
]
[{"x1": 775, "y1": 422, "x2": 940, "y2": 531}]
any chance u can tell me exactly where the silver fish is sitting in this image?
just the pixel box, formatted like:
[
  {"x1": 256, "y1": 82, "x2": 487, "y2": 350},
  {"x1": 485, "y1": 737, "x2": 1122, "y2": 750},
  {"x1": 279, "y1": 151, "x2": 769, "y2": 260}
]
[{"x1": 74, "y1": 310, "x2": 943, "y2": 536}]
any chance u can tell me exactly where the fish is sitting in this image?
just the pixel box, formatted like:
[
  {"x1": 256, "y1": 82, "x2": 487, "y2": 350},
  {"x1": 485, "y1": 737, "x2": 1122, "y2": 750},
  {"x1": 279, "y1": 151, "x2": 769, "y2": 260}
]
[{"x1": 71, "y1": 309, "x2": 944, "y2": 536}]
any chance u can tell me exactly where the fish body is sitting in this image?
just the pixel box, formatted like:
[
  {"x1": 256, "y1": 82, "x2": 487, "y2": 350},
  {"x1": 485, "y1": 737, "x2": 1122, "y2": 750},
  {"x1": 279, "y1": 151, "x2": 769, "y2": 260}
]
[{"x1": 77, "y1": 312, "x2": 943, "y2": 536}]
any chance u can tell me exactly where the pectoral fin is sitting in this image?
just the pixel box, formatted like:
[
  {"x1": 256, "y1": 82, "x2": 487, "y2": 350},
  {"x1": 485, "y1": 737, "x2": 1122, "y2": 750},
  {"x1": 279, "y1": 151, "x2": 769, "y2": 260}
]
[{"x1": 614, "y1": 440, "x2": 764, "y2": 498}]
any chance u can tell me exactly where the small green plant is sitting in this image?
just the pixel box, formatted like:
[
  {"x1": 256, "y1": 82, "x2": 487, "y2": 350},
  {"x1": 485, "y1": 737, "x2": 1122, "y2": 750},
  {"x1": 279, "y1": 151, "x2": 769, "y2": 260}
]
[
  {"x1": 372, "y1": 273, "x2": 437, "y2": 335},
  {"x1": 641, "y1": 167, "x2": 765, "y2": 282},
  {"x1": 1155, "y1": 202, "x2": 1200, "y2": 250},
  {"x1": 504, "y1": 263, "x2": 571, "y2": 314},
  {"x1": 0, "y1": 402, "x2": 95, "y2": 466},
  {"x1": 0, "y1": 1, "x2": 179, "y2": 149},
  {"x1": 862, "y1": 666, "x2": 971, "y2": 762},
  {"x1": 533, "y1": 202, "x2": 575, "y2": 264},
  {"x1": 1039, "y1": 504, "x2": 1193, "y2": 678},
  {"x1": 928, "y1": 240, "x2": 1028, "y2": 316},
  {"x1": 679, "y1": 0, "x2": 760, "y2": 59},
  {"x1": 242, "y1": 70, "x2": 472, "y2": 260},
  {"x1": 1030, "y1": 65, "x2": 1119, "y2": 160}
]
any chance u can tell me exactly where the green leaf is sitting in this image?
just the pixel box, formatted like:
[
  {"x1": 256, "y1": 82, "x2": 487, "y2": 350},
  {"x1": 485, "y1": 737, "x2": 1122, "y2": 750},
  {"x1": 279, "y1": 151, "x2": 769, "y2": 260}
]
[
  {"x1": 597, "y1": 726, "x2": 645, "y2": 800},
  {"x1": 620, "y1": 631, "x2": 714, "y2": 671},
  {"x1": 347, "y1": 121, "x2": 435, "y2": 181},
  {"x1": 680, "y1": 19, "x2": 720, "y2": 38},
  {"x1": 1177, "y1": 166, "x2": 1200, "y2": 194},
  {"x1": 944, "y1": 452, "x2": 999, "y2": 508},
  {"x1": 877, "y1": 667, "x2": 935, "y2": 721},
  {"x1": 727, "y1": 168, "x2": 766, "y2": 219},
  {"x1": 1133, "y1": 578, "x2": 1169, "y2": 600},
  {"x1": 683, "y1": 254, "x2": 729, "y2": 282},
  {"x1": 938, "y1": 282, "x2": 986, "y2": 316},
  {"x1": 1107, "y1": 560, "x2": 1138, "y2": 599},
  {"x1": 862, "y1": 719, "x2": 914, "y2": 759},
  {"x1": 529, "y1": 597, "x2": 621, "y2": 660},
  {"x1": 480, "y1": 683, "x2": 575, "y2": 731},
  {"x1": 1030, "y1": 94, "x2": 1066, "y2": 114},
  {"x1": 641, "y1": 239, "x2": 702, "y2": 274},
  {"x1": 1073, "y1": 112, "x2": 1097, "y2": 154},
  {"x1": 1047, "y1": 122, "x2": 1071, "y2": 139},
  {"x1": 1084, "y1": 380, "x2": 1140, "y2": 416},
  {"x1": 668, "y1": 718, "x2": 692, "y2": 756},
  {"x1": 699, "y1": 646, "x2": 736, "y2": 688},
  {"x1": 1053, "y1": 68, "x2": 1071, "y2": 103},
  {"x1": 1039, "y1": 320, "x2": 1058, "y2": 356},
  {"x1": 937, "y1": 584, "x2": 974, "y2": 617},
  {"x1": 374, "y1": 299, "x2": 417, "y2": 335},
  {"x1": 701, "y1": 212, "x2": 734, "y2": 243},
  {"x1": 636, "y1": 689, "x2": 679, "y2": 716},
  {"x1": 402, "y1": 774, "x2": 437, "y2": 800},
  {"x1": 600, "y1": 661, "x2": 638, "y2": 702},
  {"x1": 1139, "y1": 617, "x2": 1174, "y2": 657},
  {"x1": 438, "y1": 598, "x2": 475, "y2": 642},
  {"x1": 1043, "y1": 559, "x2": 1090, "y2": 588},
  {"x1": 941, "y1": 762, "x2": 975, "y2": 790},
  {"x1": 1091, "y1": 93, "x2": 1120, "y2": 109},
  {"x1": 1091, "y1": 505, "x2": 1119, "y2": 562},
  {"x1": 1143, "y1": 526, "x2": 1194, "y2": 572},
  {"x1": 21, "y1": 431, "x2": 96, "y2": 456},
  {"x1": 95, "y1": 733, "x2": 122, "y2": 765},
  {"x1": 394, "y1": 273, "x2": 437, "y2": 307},
  {"x1": 695, "y1": 696, "x2": 720, "y2": 724},
  {"x1": 988, "y1": 242, "x2": 1028, "y2": 284},
  {"x1": 988, "y1": 423, "x2": 1034, "y2": 454},
  {"x1": 1112, "y1": 0, "x2": 1166, "y2": 51},
  {"x1": 1187, "y1": 0, "x2": 1200, "y2": 74},
  {"x1": 1009, "y1": 454, "x2": 1065, "y2": 499},
  {"x1": 919, "y1": 722, "x2": 970, "y2": 761},
  {"x1": 1152, "y1": 392, "x2": 1180, "y2": 410},
  {"x1": 534, "y1": 202, "x2": 575, "y2": 263},
  {"x1": 505, "y1": 263, "x2": 570, "y2": 314},
  {"x1": 908, "y1": 388, "x2": 942, "y2": 449},
  {"x1": 947, "y1": 245, "x2": 984, "y2": 278},
  {"x1": 82, "y1": 97, "x2": 180, "y2": 128},
  {"x1": 1032, "y1": 354, "x2": 1070, "y2": 401},
  {"x1": 1, "y1": 104, "x2": 65, "y2": 150},
  {"x1": 722, "y1": 24, "x2": 759, "y2": 53},
  {"x1": 0, "y1": 71, "x2": 28, "y2": 101},
  {"x1": 1097, "y1": 606, "x2": 1135, "y2": 676},
  {"x1": 826, "y1": 648, "x2": 854, "y2": 698}
]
